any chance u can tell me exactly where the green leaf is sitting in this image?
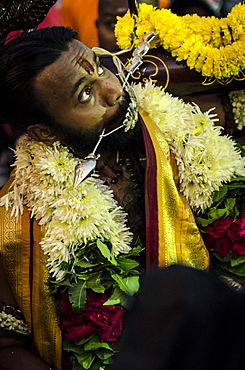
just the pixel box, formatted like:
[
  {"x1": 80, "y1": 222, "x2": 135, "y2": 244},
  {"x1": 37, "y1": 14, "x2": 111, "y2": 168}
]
[
  {"x1": 195, "y1": 217, "x2": 214, "y2": 227},
  {"x1": 213, "y1": 252, "x2": 245, "y2": 268},
  {"x1": 63, "y1": 340, "x2": 85, "y2": 354},
  {"x1": 120, "y1": 292, "x2": 132, "y2": 308},
  {"x1": 212, "y1": 185, "x2": 228, "y2": 202},
  {"x1": 70, "y1": 359, "x2": 83, "y2": 370},
  {"x1": 213, "y1": 251, "x2": 234, "y2": 263},
  {"x1": 111, "y1": 274, "x2": 139, "y2": 295},
  {"x1": 230, "y1": 255, "x2": 245, "y2": 267},
  {"x1": 90, "y1": 362, "x2": 104, "y2": 370},
  {"x1": 224, "y1": 197, "x2": 236, "y2": 211},
  {"x1": 216, "y1": 262, "x2": 245, "y2": 277},
  {"x1": 75, "y1": 261, "x2": 99, "y2": 268},
  {"x1": 196, "y1": 208, "x2": 226, "y2": 227},
  {"x1": 69, "y1": 280, "x2": 87, "y2": 314},
  {"x1": 111, "y1": 273, "x2": 129, "y2": 293},
  {"x1": 75, "y1": 334, "x2": 97, "y2": 346},
  {"x1": 125, "y1": 246, "x2": 144, "y2": 256},
  {"x1": 58, "y1": 279, "x2": 74, "y2": 288},
  {"x1": 117, "y1": 257, "x2": 139, "y2": 273},
  {"x1": 86, "y1": 273, "x2": 105, "y2": 293},
  {"x1": 84, "y1": 335, "x2": 113, "y2": 352},
  {"x1": 96, "y1": 240, "x2": 117, "y2": 265},
  {"x1": 76, "y1": 351, "x2": 95, "y2": 369},
  {"x1": 123, "y1": 276, "x2": 140, "y2": 295},
  {"x1": 104, "y1": 286, "x2": 122, "y2": 305},
  {"x1": 227, "y1": 182, "x2": 245, "y2": 189},
  {"x1": 95, "y1": 348, "x2": 114, "y2": 361},
  {"x1": 208, "y1": 208, "x2": 227, "y2": 220}
]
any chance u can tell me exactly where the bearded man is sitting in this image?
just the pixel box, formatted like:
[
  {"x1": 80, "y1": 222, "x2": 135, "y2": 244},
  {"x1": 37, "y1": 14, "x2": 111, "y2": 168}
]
[{"x1": 0, "y1": 26, "x2": 244, "y2": 369}]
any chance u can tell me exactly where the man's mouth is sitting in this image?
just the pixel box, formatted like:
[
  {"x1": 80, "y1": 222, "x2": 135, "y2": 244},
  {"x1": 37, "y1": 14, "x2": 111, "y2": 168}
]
[{"x1": 103, "y1": 91, "x2": 131, "y2": 134}]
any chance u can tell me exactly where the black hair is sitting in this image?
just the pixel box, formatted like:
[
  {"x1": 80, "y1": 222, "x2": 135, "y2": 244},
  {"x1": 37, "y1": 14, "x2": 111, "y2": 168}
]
[
  {"x1": 0, "y1": 26, "x2": 78, "y2": 132},
  {"x1": 171, "y1": 0, "x2": 215, "y2": 17}
]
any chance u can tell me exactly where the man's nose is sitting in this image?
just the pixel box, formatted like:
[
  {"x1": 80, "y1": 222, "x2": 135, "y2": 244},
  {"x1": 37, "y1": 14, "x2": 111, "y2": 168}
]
[{"x1": 100, "y1": 79, "x2": 123, "y2": 106}]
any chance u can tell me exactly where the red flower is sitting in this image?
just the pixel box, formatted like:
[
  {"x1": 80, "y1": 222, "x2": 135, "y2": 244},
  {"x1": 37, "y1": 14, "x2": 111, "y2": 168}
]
[
  {"x1": 58, "y1": 291, "x2": 76, "y2": 320},
  {"x1": 62, "y1": 317, "x2": 96, "y2": 341},
  {"x1": 85, "y1": 291, "x2": 124, "y2": 343},
  {"x1": 239, "y1": 208, "x2": 245, "y2": 236},
  {"x1": 204, "y1": 216, "x2": 234, "y2": 238},
  {"x1": 228, "y1": 219, "x2": 245, "y2": 257},
  {"x1": 58, "y1": 290, "x2": 124, "y2": 346},
  {"x1": 204, "y1": 235, "x2": 231, "y2": 257},
  {"x1": 203, "y1": 209, "x2": 245, "y2": 257}
]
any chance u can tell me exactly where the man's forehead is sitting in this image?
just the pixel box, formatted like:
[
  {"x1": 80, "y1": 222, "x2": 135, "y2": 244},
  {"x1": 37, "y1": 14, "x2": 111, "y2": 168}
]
[
  {"x1": 63, "y1": 40, "x2": 95, "y2": 69},
  {"x1": 35, "y1": 40, "x2": 97, "y2": 94},
  {"x1": 38, "y1": 40, "x2": 95, "y2": 81},
  {"x1": 99, "y1": 0, "x2": 128, "y2": 14},
  {"x1": 77, "y1": 58, "x2": 94, "y2": 74}
]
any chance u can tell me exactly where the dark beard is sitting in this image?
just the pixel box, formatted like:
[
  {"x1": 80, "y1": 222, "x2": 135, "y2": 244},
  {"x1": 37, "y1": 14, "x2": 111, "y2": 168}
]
[
  {"x1": 51, "y1": 92, "x2": 141, "y2": 157},
  {"x1": 51, "y1": 120, "x2": 101, "y2": 156},
  {"x1": 98, "y1": 121, "x2": 142, "y2": 152}
]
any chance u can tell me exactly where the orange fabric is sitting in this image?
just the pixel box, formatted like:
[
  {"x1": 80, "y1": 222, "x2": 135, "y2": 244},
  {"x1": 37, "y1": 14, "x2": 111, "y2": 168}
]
[
  {"x1": 158, "y1": 0, "x2": 170, "y2": 8},
  {"x1": 60, "y1": 0, "x2": 99, "y2": 49}
]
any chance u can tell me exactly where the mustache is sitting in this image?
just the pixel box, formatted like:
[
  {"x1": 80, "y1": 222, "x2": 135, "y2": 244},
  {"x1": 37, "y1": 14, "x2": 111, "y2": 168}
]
[{"x1": 103, "y1": 91, "x2": 131, "y2": 132}]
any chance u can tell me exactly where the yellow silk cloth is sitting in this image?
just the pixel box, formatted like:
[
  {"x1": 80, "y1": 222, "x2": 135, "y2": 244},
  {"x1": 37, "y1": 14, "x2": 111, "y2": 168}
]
[
  {"x1": 0, "y1": 176, "x2": 62, "y2": 370},
  {"x1": 140, "y1": 108, "x2": 210, "y2": 270}
]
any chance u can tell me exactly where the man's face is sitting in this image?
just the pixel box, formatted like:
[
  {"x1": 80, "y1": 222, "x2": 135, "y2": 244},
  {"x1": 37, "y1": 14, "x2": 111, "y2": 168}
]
[
  {"x1": 35, "y1": 39, "x2": 129, "y2": 155},
  {"x1": 96, "y1": 0, "x2": 128, "y2": 52}
]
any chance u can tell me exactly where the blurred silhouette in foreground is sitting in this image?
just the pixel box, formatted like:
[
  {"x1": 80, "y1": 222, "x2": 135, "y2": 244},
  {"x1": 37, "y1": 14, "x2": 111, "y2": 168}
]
[{"x1": 111, "y1": 265, "x2": 245, "y2": 370}]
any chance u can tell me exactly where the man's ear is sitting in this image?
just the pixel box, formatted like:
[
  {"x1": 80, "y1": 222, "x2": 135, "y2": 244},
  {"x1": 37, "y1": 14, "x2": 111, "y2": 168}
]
[{"x1": 27, "y1": 123, "x2": 57, "y2": 146}]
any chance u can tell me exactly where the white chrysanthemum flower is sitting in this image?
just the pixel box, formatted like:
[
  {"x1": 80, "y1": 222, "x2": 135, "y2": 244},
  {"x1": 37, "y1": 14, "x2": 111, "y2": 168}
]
[
  {"x1": 0, "y1": 137, "x2": 133, "y2": 280},
  {"x1": 229, "y1": 90, "x2": 245, "y2": 130},
  {"x1": 135, "y1": 81, "x2": 245, "y2": 212}
]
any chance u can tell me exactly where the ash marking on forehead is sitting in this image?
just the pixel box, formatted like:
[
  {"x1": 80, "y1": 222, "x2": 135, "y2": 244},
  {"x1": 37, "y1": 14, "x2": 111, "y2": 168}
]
[{"x1": 77, "y1": 57, "x2": 94, "y2": 74}]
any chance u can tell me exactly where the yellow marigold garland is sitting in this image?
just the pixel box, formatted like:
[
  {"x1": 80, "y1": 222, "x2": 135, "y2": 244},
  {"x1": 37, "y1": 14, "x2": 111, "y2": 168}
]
[{"x1": 115, "y1": 3, "x2": 245, "y2": 81}]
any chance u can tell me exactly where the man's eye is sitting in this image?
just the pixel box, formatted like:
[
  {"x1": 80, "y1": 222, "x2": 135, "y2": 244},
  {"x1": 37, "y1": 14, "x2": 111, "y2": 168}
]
[
  {"x1": 98, "y1": 63, "x2": 105, "y2": 76},
  {"x1": 79, "y1": 86, "x2": 92, "y2": 102}
]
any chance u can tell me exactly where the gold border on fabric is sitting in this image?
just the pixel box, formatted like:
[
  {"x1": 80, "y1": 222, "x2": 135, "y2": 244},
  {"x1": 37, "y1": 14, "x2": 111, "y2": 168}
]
[
  {"x1": 0, "y1": 178, "x2": 62, "y2": 370},
  {"x1": 140, "y1": 108, "x2": 209, "y2": 270},
  {"x1": 31, "y1": 219, "x2": 62, "y2": 370}
]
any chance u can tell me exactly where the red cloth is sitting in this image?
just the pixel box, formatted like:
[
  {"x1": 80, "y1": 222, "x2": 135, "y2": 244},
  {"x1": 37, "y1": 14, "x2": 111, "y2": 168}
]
[
  {"x1": 141, "y1": 118, "x2": 159, "y2": 268},
  {"x1": 6, "y1": 2, "x2": 62, "y2": 43}
]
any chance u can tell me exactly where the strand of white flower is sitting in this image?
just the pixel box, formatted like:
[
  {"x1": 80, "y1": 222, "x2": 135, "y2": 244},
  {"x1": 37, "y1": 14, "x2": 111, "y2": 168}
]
[
  {"x1": 0, "y1": 311, "x2": 30, "y2": 334},
  {"x1": 229, "y1": 90, "x2": 245, "y2": 130},
  {"x1": 134, "y1": 81, "x2": 245, "y2": 212},
  {"x1": 0, "y1": 138, "x2": 133, "y2": 280}
]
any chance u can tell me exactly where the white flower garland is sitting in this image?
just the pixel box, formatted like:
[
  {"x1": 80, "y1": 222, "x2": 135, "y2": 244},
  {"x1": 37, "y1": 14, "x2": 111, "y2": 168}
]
[
  {"x1": 1, "y1": 83, "x2": 245, "y2": 280},
  {"x1": 134, "y1": 81, "x2": 245, "y2": 212},
  {"x1": 0, "y1": 138, "x2": 132, "y2": 280},
  {"x1": 0, "y1": 311, "x2": 30, "y2": 335},
  {"x1": 229, "y1": 90, "x2": 245, "y2": 130}
]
